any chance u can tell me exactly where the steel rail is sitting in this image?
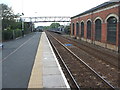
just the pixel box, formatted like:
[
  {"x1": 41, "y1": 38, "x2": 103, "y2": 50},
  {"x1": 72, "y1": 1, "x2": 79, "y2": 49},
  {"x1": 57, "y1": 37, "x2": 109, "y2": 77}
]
[
  {"x1": 47, "y1": 34, "x2": 80, "y2": 90},
  {"x1": 66, "y1": 37, "x2": 117, "y2": 59},
  {"x1": 47, "y1": 32, "x2": 116, "y2": 89},
  {"x1": 64, "y1": 37, "x2": 118, "y2": 68}
]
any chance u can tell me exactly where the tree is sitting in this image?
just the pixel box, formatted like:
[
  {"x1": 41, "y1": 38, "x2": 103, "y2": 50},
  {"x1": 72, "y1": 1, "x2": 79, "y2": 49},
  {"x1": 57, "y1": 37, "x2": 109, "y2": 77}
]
[
  {"x1": 49, "y1": 23, "x2": 60, "y2": 29},
  {"x1": 1, "y1": 4, "x2": 19, "y2": 30},
  {"x1": 64, "y1": 25, "x2": 70, "y2": 34},
  {"x1": 43, "y1": 26, "x2": 50, "y2": 30},
  {"x1": 2, "y1": 4, "x2": 15, "y2": 20}
]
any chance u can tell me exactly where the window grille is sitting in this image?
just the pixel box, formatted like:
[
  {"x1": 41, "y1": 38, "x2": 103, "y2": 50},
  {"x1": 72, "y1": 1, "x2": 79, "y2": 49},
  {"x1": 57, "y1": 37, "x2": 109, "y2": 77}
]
[
  {"x1": 95, "y1": 19, "x2": 101, "y2": 41},
  {"x1": 87, "y1": 21, "x2": 92, "y2": 39},
  {"x1": 81, "y1": 22, "x2": 84, "y2": 37},
  {"x1": 107, "y1": 17, "x2": 117, "y2": 44},
  {"x1": 72, "y1": 23, "x2": 75, "y2": 35},
  {"x1": 76, "y1": 23, "x2": 79, "y2": 36}
]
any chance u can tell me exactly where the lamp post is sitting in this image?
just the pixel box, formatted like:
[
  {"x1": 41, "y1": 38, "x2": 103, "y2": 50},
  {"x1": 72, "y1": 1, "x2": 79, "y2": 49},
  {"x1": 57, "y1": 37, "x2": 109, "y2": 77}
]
[{"x1": 21, "y1": 13, "x2": 24, "y2": 37}]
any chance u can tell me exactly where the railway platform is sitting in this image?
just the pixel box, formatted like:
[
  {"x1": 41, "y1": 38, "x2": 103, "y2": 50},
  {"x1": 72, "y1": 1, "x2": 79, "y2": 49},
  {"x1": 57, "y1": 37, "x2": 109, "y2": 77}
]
[{"x1": 28, "y1": 32, "x2": 70, "y2": 88}]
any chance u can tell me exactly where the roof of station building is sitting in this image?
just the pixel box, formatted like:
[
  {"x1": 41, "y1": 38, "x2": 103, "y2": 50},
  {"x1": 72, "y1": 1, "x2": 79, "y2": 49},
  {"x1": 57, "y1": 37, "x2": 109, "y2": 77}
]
[{"x1": 71, "y1": 1, "x2": 119, "y2": 19}]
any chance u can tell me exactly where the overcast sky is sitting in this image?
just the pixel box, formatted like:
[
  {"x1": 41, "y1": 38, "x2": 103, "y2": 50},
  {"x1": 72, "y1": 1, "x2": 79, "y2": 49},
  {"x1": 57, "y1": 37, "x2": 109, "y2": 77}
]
[{"x1": 1, "y1": 0, "x2": 110, "y2": 26}]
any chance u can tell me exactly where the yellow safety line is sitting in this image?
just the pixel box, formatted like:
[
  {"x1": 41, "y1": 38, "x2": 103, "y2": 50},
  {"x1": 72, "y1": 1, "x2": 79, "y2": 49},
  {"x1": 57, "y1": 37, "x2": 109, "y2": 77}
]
[{"x1": 28, "y1": 32, "x2": 43, "y2": 88}]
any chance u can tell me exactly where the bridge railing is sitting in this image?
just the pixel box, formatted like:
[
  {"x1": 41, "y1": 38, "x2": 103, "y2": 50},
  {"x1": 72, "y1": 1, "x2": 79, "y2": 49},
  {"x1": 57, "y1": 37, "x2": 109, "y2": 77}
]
[{"x1": 22, "y1": 16, "x2": 71, "y2": 22}]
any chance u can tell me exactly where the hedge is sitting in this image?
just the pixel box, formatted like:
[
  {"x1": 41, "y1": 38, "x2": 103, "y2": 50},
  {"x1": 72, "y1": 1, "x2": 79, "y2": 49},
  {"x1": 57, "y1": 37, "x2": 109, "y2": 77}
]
[
  {"x1": 14, "y1": 29, "x2": 22, "y2": 38},
  {"x1": 2, "y1": 30, "x2": 13, "y2": 40},
  {"x1": 2, "y1": 29, "x2": 22, "y2": 41}
]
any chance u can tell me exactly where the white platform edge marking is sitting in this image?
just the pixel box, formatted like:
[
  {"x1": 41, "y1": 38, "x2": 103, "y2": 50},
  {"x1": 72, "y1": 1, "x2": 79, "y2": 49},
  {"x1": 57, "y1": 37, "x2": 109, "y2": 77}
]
[{"x1": 44, "y1": 32, "x2": 70, "y2": 88}]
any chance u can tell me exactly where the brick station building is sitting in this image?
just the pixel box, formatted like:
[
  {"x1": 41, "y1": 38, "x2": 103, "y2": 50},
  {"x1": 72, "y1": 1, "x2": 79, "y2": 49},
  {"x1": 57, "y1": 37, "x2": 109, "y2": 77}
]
[{"x1": 71, "y1": 1, "x2": 120, "y2": 51}]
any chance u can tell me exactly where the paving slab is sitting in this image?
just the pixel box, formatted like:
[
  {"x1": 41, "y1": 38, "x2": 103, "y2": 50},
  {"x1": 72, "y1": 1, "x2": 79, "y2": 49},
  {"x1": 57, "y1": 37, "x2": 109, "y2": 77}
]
[
  {"x1": 43, "y1": 67, "x2": 61, "y2": 75},
  {"x1": 28, "y1": 32, "x2": 70, "y2": 89},
  {"x1": 43, "y1": 75, "x2": 67, "y2": 88}
]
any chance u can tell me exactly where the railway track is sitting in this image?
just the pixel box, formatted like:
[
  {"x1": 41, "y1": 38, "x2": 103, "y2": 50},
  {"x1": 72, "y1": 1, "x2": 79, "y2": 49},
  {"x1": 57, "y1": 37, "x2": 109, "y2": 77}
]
[
  {"x1": 48, "y1": 37, "x2": 80, "y2": 89},
  {"x1": 47, "y1": 31, "x2": 119, "y2": 88},
  {"x1": 46, "y1": 31, "x2": 116, "y2": 89},
  {"x1": 50, "y1": 31, "x2": 118, "y2": 68},
  {"x1": 64, "y1": 36, "x2": 118, "y2": 68}
]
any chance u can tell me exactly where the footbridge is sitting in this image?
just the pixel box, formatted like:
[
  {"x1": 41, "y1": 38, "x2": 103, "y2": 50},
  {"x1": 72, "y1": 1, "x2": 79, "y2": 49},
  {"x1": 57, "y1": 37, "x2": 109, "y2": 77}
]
[{"x1": 22, "y1": 16, "x2": 71, "y2": 23}]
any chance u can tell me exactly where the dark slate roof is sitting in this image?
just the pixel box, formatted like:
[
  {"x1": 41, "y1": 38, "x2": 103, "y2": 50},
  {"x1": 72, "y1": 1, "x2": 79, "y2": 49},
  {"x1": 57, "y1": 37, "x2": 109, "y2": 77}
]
[{"x1": 71, "y1": 2, "x2": 117, "y2": 19}]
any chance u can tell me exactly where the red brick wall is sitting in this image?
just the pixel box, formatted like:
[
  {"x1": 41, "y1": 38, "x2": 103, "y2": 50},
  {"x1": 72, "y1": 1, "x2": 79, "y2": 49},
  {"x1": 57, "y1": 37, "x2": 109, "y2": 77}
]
[
  {"x1": 92, "y1": 23, "x2": 95, "y2": 41},
  {"x1": 71, "y1": 4, "x2": 119, "y2": 46},
  {"x1": 101, "y1": 23, "x2": 107, "y2": 43}
]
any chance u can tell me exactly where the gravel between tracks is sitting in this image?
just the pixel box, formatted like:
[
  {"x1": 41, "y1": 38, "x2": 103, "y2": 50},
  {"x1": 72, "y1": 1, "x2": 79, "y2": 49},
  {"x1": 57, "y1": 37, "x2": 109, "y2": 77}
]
[
  {"x1": 46, "y1": 31, "x2": 119, "y2": 88},
  {"x1": 46, "y1": 31, "x2": 118, "y2": 89}
]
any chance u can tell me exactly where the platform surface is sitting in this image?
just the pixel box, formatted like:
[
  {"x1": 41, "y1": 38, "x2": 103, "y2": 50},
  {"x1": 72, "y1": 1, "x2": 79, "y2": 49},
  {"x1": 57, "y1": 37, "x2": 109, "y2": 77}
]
[{"x1": 28, "y1": 32, "x2": 70, "y2": 88}]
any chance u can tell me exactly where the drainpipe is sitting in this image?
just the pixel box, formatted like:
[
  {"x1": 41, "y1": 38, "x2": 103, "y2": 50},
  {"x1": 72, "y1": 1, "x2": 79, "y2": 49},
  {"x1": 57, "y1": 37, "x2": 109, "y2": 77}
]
[
  {"x1": 118, "y1": 1, "x2": 120, "y2": 88},
  {"x1": 118, "y1": 1, "x2": 120, "y2": 53},
  {"x1": 91, "y1": 11, "x2": 94, "y2": 44}
]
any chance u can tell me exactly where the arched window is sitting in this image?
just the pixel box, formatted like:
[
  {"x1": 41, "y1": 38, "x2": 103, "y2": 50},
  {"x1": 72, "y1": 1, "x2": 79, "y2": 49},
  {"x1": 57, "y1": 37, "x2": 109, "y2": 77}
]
[
  {"x1": 72, "y1": 23, "x2": 75, "y2": 35},
  {"x1": 87, "y1": 21, "x2": 92, "y2": 39},
  {"x1": 76, "y1": 22, "x2": 79, "y2": 36},
  {"x1": 81, "y1": 22, "x2": 84, "y2": 37},
  {"x1": 107, "y1": 17, "x2": 117, "y2": 44},
  {"x1": 95, "y1": 19, "x2": 101, "y2": 41}
]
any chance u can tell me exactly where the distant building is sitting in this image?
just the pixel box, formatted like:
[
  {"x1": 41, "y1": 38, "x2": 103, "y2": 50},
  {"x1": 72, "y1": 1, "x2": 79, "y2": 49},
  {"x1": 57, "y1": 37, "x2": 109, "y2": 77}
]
[{"x1": 71, "y1": 1, "x2": 120, "y2": 51}]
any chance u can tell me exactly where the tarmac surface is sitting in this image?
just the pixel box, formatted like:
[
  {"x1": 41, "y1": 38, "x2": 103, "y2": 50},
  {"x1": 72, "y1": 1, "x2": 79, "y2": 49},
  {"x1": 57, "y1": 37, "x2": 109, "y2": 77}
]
[
  {"x1": 2, "y1": 32, "x2": 41, "y2": 88},
  {"x1": 2, "y1": 32, "x2": 70, "y2": 89}
]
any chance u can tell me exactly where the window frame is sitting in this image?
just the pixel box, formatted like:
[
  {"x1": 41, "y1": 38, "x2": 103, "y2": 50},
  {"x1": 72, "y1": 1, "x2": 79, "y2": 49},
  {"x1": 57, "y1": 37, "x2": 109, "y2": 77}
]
[
  {"x1": 87, "y1": 21, "x2": 92, "y2": 39},
  {"x1": 107, "y1": 17, "x2": 117, "y2": 44},
  {"x1": 95, "y1": 19, "x2": 102, "y2": 41},
  {"x1": 81, "y1": 22, "x2": 84, "y2": 37}
]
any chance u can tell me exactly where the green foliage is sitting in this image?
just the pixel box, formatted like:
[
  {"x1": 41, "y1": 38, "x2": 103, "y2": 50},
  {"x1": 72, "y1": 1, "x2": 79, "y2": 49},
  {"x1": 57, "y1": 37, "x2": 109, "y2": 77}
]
[
  {"x1": 43, "y1": 26, "x2": 50, "y2": 30},
  {"x1": 11, "y1": 22, "x2": 22, "y2": 30},
  {"x1": 1, "y1": 4, "x2": 32, "y2": 41},
  {"x1": 49, "y1": 23, "x2": 60, "y2": 29},
  {"x1": 42, "y1": 23, "x2": 60, "y2": 30},
  {"x1": 1, "y1": 4, "x2": 20, "y2": 30},
  {"x1": 64, "y1": 25, "x2": 70, "y2": 34},
  {"x1": 2, "y1": 30, "x2": 13, "y2": 40},
  {"x1": 24, "y1": 22, "x2": 32, "y2": 34},
  {"x1": 1, "y1": 4, "x2": 16, "y2": 20},
  {"x1": 14, "y1": 29, "x2": 22, "y2": 38},
  {"x1": 2, "y1": 29, "x2": 23, "y2": 41}
]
